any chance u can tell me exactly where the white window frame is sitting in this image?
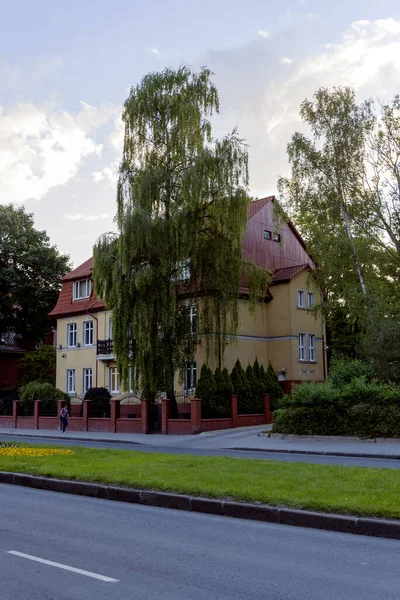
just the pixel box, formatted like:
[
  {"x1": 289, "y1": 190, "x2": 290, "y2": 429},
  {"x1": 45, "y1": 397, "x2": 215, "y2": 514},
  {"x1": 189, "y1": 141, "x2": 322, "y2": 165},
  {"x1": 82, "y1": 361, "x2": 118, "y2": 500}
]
[
  {"x1": 73, "y1": 279, "x2": 91, "y2": 301},
  {"x1": 298, "y1": 333, "x2": 306, "y2": 361},
  {"x1": 83, "y1": 368, "x2": 93, "y2": 394},
  {"x1": 184, "y1": 361, "x2": 197, "y2": 392},
  {"x1": 297, "y1": 290, "x2": 305, "y2": 309},
  {"x1": 108, "y1": 314, "x2": 113, "y2": 340},
  {"x1": 308, "y1": 334, "x2": 316, "y2": 362},
  {"x1": 109, "y1": 366, "x2": 119, "y2": 395},
  {"x1": 83, "y1": 320, "x2": 94, "y2": 346},
  {"x1": 189, "y1": 304, "x2": 197, "y2": 335},
  {"x1": 67, "y1": 323, "x2": 77, "y2": 348},
  {"x1": 67, "y1": 369, "x2": 76, "y2": 394},
  {"x1": 264, "y1": 230, "x2": 271, "y2": 240},
  {"x1": 178, "y1": 258, "x2": 190, "y2": 281},
  {"x1": 307, "y1": 292, "x2": 314, "y2": 308},
  {"x1": 128, "y1": 366, "x2": 138, "y2": 394},
  {"x1": 273, "y1": 232, "x2": 281, "y2": 242}
]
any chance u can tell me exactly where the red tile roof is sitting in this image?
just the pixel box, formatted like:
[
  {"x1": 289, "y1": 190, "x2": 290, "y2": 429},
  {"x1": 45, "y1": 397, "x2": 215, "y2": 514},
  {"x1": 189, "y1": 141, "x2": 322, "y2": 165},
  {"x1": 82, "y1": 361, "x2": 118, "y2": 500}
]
[
  {"x1": 271, "y1": 264, "x2": 309, "y2": 283},
  {"x1": 63, "y1": 257, "x2": 94, "y2": 281},
  {"x1": 247, "y1": 196, "x2": 273, "y2": 219}
]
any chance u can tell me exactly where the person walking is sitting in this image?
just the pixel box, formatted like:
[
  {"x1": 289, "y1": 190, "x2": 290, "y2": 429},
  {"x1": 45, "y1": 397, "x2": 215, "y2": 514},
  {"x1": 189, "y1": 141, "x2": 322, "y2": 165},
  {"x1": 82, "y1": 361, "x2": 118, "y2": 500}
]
[{"x1": 60, "y1": 404, "x2": 69, "y2": 433}]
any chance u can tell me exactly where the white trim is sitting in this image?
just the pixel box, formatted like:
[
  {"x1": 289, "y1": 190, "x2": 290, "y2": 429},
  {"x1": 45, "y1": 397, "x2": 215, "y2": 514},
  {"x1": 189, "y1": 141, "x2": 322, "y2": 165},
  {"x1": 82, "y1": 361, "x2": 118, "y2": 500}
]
[
  {"x1": 298, "y1": 333, "x2": 306, "y2": 361},
  {"x1": 82, "y1": 320, "x2": 94, "y2": 346},
  {"x1": 307, "y1": 291, "x2": 314, "y2": 308},
  {"x1": 308, "y1": 334, "x2": 316, "y2": 362},
  {"x1": 184, "y1": 361, "x2": 197, "y2": 391},
  {"x1": 82, "y1": 367, "x2": 93, "y2": 394},
  {"x1": 297, "y1": 289, "x2": 305, "y2": 309},
  {"x1": 109, "y1": 366, "x2": 119, "y2": 394},
  {"x1": 73, "y1": 279, "x2": 91, "y2": 301},
  {"x1": 67, "y1": 323, "x2": 77, "y2": 348},
  {"x1": 67, "y1": 369, "x2": 76, "y2": 394}
]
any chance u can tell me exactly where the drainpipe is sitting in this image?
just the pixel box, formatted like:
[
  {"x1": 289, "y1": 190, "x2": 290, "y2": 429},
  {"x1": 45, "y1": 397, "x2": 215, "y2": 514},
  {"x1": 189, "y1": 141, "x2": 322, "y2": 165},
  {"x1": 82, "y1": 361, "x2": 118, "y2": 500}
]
[{"x1": 87, "y1": 309, "x2": 99, "y2": 388}]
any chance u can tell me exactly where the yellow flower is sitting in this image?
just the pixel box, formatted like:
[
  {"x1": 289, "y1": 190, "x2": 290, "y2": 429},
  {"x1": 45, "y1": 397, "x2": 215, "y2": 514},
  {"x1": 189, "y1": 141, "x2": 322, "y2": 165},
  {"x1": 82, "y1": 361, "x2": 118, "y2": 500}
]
[{"x1": 0, "y1": 448, "x2": 74, "y2": 457}]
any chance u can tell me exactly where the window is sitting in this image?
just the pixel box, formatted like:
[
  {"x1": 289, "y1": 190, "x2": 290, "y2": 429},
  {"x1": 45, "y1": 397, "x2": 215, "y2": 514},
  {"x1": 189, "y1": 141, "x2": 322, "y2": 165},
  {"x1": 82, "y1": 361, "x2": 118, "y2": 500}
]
[
  {"x1": 109, "y1": 367, "x2": 119, "y2": 394},
  {"x1": 189, "y1": 304, "x2": 197, "y2": 335},
  {"x1": 67, "y1": 369, "x2": 76, "y2": 394},
  {"x1": 83, "y1": 368, "x2": 92, "y2": 393},
  {"x1": 128, "y1": 366, "x2": 138, "y2": 393},
  {"x1": 73, "y1": 279, "x2": 91, "y2": 300},
  {"x1": 184, "y1": 361, "x2": 197, "y2": 391},
  {"x1": 264, "y1": 230, "x2": 271, "y2": 240},
  {"x1": 307, "y1": 292, "x2": 314, "y2": 308},
  {"x1": 297, "y1": 290, "x2": 305, "y2": 308},
  {"x1": 83, "y1": 320, "x2": 94, "y2": 346},
  {"x1": 178, "y1": 258, "x2": 191, "y2": 281},
  {"x1": 67, "y1": 323, "x2": 77, "y2": 347},
  {"x1": 108, "y1": 315, "x2": 113, "y2": 340},
  {"x1": 273, "y1": 233, "x2": 281, "y2": 242},
  {"x1": 298, "y1": 333, "x2": 306, "y2": 361},
  {"x1": 308, "y1": 335, "x2": 316, "y2": 362}
]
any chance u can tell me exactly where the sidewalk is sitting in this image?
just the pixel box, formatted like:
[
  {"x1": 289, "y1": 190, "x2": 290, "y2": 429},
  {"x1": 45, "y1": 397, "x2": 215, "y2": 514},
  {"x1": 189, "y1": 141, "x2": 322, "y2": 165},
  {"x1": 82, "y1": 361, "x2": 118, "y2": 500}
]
[{"x1": 1, "y1": 426, "x2": 400, "y2": 458}]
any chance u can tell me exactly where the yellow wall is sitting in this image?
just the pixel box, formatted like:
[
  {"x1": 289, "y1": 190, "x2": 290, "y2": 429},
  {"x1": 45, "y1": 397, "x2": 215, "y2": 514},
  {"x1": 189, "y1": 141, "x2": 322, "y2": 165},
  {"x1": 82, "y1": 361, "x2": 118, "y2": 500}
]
[{"x1": 55, "y1": 271, "x2": 326, "y2": 396}]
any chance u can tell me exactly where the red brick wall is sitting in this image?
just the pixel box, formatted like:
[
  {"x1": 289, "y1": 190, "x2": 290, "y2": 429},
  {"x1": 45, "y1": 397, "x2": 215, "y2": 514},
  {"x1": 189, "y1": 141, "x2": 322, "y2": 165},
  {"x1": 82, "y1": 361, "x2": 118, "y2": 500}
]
[
  {"x1": 0, "y1": 354, "x2": 21, "y2": 388},
  {"x1": 237, "y1": 414, "x2": 266, "y2": 427},
  {"x1": 116, "y1": 418, "x2": 142, "y2": 434},
  {"x1": 166, "y1": 419, "x2": 192, "y2": 435},
  {"x1": 0, "y1": 416, "x2": 13, "y2": 428},
  {"x1": 200, "y1": 418, "x2": 233, "y2": 432}
]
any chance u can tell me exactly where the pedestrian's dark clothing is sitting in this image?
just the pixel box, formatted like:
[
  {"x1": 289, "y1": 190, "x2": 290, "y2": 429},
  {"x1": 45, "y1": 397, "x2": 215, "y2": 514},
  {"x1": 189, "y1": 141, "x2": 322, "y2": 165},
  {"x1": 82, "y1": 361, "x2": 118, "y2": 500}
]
[{"x1": 60, "y1": 407, "x2": 69, "y2": 433}]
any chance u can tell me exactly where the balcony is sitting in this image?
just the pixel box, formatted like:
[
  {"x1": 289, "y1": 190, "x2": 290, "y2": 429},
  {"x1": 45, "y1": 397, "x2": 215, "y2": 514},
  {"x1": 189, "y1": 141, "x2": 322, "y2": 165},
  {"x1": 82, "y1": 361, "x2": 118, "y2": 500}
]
[{"x1": 97, "y1": 339, "x2": 115, "y2": 359}]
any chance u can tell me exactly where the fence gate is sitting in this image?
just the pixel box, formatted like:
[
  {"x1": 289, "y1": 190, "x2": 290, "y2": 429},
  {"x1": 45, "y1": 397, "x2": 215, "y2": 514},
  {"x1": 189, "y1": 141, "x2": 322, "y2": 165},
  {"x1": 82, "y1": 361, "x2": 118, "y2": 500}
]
[{"x1": 148, "y1": 400, "x2": 162, "y2": 433}]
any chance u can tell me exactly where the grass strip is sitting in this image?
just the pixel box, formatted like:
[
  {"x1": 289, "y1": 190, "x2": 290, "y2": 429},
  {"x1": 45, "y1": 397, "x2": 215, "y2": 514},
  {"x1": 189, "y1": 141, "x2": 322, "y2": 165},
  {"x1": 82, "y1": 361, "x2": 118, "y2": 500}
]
[{"x1": 0, "y1": 444, "x2": 399, "y2": 519}]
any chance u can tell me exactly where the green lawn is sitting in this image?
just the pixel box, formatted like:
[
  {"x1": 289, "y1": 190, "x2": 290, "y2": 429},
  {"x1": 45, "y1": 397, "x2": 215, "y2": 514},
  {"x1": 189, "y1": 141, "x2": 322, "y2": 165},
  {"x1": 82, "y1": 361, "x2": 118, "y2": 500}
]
[{"x1": 1, "y1": 445, "x2": 400, "y2": 519}]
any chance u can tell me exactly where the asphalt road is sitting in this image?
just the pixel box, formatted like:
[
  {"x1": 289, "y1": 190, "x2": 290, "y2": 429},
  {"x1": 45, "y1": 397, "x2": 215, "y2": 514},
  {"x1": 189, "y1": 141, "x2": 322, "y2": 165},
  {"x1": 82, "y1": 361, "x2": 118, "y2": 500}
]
[
  {"x1": 1, "y1": 484, "x2": 399, "y2": 600},
  {"x1": 1, "y1": 433, "x2": 400, "y2": 468}
]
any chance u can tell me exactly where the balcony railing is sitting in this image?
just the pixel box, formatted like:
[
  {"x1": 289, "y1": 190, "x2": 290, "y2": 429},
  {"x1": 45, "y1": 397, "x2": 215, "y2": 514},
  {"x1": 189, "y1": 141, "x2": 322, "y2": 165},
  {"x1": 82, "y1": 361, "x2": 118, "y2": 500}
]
[
  {"x1": 97, "y1": 339, "x2": 114, "y2": 355},
  {"x1": 97, "y1": 339, "x2": 135, "y2": 356}
]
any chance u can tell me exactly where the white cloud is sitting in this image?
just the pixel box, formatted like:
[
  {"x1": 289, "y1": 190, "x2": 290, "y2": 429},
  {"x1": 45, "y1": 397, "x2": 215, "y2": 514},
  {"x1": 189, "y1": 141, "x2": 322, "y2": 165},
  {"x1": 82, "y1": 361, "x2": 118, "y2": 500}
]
[
  {"x1": 257, "y1": 30, "x2": 269, "y2": 38},
  {"x1": 282, "y1": 57, "x2": 293, "y2": 64},
  {"x1": 150, "y1": 47, "x2": 161, "y2": 55},
  {"x1": 62, "y1": 213, "x2": 111, "y2": 221}
]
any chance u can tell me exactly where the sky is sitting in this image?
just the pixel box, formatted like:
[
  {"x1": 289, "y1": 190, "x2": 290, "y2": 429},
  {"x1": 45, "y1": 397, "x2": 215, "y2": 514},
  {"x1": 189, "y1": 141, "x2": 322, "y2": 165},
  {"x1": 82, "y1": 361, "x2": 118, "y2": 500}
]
[{"x1": 1, "y1": 0, "x2": 400, "y2": 267}]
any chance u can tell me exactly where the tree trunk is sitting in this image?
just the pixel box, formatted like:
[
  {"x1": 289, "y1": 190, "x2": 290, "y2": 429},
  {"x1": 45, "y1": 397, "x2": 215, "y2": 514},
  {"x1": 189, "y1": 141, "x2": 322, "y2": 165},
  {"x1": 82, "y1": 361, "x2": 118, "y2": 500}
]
[{"x1": 342, "y1": 205, "x2": 367, "y2": 296}]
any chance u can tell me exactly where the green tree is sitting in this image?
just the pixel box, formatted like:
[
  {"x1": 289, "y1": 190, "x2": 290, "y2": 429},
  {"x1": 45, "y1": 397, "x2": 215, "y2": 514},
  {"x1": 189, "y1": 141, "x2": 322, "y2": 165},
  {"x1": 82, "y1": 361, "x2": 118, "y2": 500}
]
[
  {"x1": 19, "y1": 345, "x2": 56, "y2": 385},
  {"x1": 230, "y1": 358, "x2": 248, "y2": 399},
  {"x1": 266, "y1": 362, "x2": 283, "y2": 408},
  {"x1": 0, "y1": 205, "x2": 70, "y2": 343},
  {"x1": 278, "y1": 87, "x2": 399, "y2": 357},
  {"x1": 94, "y1": 67, "x2": 269, "y2": 414}
]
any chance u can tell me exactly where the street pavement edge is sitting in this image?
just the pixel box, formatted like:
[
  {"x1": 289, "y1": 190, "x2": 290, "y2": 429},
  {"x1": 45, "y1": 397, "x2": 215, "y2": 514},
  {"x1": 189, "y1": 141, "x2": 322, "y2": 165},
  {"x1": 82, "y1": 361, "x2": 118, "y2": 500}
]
[{"x1": 0, "y1": 471, "x2": 399, "y2": 541}]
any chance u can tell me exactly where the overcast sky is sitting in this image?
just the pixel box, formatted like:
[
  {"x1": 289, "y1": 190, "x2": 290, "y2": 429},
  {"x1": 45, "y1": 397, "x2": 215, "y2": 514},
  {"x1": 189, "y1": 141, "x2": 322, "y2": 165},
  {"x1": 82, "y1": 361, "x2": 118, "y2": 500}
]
[{"x1": 1, "y1": 0, "x2": 400, "y2": 266}]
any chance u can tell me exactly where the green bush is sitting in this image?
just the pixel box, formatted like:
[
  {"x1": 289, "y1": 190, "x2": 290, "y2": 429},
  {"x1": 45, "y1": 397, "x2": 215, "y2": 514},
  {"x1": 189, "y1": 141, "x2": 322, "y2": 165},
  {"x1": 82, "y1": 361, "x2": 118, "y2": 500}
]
[
  {"x1": 348, "y1": 404, "x2": 400, "y2": 438},
  {"x1": 19, "y1": 380, "x2": 69, "y2": 416},
  {"x1": 273, "y1": 405, "x2": 348, "y2": 436},
  {"x1": 340, "y1": 378, "x2": 400, "y2": 408},
  {"x1": 290, "y1": 381, "x2": 340, "y2": 407},
  {"x1": 328, "y1": 355, "x2": 374, "y2": 389}
]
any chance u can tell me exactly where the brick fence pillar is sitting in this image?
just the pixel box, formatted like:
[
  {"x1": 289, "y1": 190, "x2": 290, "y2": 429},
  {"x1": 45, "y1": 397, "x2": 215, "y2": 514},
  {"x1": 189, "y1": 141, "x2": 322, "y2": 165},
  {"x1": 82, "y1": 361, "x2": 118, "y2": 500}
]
[
  {"x1": 264, "y1": 393, "x2": 272, "y2": 424},
  {"x1": 141, "y1": 399, "x2": 150, "y2": 434},
  {"x1": 83, "y1": 400, "x2": 90, "y2": 431},
  {"x1": 191, "y1": 398, "x2": 201, "y2": 435},
  {"x1": 12, "y1": 400, "x2": 18, "y2": 429},
  {"x1": 34, "y1": 400, "x2": 41, "y2": 430},
  {"x1": 161, "y1": 398, "x2": 170, "y2": 435},
  {"x1": 231, "y1": 395, "x2": 238, "y2": 429},
  {"x1": 110, "y1": 398, "x2": 120, "y2": 433}
]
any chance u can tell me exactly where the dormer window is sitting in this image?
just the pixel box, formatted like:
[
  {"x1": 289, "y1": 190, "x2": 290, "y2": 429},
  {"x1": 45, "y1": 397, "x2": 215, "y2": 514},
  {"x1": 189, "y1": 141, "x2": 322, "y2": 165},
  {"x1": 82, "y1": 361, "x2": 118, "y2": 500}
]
[
  {"x1": 73, "y1": 279, "x2": 91, "y2": 300},
  {"x1": 264, "y1": 230, "x2": 271, "y2": 240}
]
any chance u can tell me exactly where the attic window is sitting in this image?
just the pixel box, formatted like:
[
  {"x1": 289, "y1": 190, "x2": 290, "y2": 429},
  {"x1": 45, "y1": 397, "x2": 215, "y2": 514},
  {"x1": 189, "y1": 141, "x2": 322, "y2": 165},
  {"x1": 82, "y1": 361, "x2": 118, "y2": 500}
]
[
  {"x1": 73, "y1": 279, "x2": 91, "y2": 300},
  {"x1": 264, "y1": 230, "x2": 271, "y2": 240},
  {"x1": 273, "y1": 233, "x2": 281, "y2": 242}
]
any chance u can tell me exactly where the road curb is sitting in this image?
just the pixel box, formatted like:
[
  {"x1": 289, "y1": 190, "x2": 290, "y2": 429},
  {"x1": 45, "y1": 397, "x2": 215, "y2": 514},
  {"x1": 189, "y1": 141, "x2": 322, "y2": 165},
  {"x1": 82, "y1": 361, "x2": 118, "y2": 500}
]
[
  {"x1": 0, "y1": 431, "x2": 143, "y2": 446},
  {"x1": 232, "y1": 447, "x2": 400, "y2": 460},
  {"x1": 1, "y1": 471, "x2": 400, "y2": 540}
]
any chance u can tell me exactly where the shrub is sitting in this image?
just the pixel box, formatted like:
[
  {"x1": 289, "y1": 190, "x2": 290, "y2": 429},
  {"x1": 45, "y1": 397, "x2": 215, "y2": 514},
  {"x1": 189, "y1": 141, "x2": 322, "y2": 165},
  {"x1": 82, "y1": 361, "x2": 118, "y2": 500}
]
[
  {"x1": 290, "y1": 381, "x2": 340, "y2": 407},
  {"x1": 273, "y1": 406, "x2": 349, "y2": 436},
  {"x1": 265, "y1": 362, "x2": 283, "y2": 409},
  {"x1": 339, "y1": 377, "x2": 400, "y2": 408},
  {"x1": 84, "y1": 387, "x2": 111, "y2": 418},
  {"x1": 348, "y1": 404, "x2": 400, "y2": 438},
  {"x1": 19, "y1": 380, "x2": 69, "y2": 416},
  {"x1": 328, "y1": 355, "x2": 374, "y2": 389}
]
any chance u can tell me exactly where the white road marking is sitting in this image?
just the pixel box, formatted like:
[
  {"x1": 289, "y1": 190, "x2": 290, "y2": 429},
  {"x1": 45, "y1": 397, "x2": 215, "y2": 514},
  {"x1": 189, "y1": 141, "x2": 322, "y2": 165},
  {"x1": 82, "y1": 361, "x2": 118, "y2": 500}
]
[{"x1": 7, "y1": 551, "x2": 119, "y2": 582}]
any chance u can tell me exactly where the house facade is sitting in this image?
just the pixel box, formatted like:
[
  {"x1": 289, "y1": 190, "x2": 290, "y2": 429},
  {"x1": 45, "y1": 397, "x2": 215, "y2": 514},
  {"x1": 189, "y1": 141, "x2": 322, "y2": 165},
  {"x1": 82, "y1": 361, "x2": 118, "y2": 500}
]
[{"x1": 49, "y1": 197, "x2": 326, "y2": 399}]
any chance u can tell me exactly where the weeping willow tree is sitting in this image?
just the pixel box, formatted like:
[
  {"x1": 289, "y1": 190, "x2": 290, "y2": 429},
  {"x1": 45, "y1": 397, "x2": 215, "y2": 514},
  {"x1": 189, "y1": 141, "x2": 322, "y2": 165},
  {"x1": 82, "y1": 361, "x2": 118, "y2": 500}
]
[{"x1": 94, "y1": 67, "x2": 269, "y2": 412}]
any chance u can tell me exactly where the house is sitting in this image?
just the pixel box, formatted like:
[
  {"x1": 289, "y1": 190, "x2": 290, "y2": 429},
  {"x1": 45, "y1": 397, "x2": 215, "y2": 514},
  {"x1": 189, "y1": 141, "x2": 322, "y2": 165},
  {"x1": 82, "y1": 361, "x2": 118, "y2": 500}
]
[{"x1": 49, "y1": 196, "x2": 326, "y2": 399}]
